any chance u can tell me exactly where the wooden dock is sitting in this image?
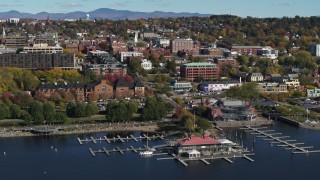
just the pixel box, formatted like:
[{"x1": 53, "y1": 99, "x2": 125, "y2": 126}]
[
  {"x1": 77, "y1": 134, "x2": 165, "y2": 144},
  {"x1": 243, "y1": 126, "x2": 320, "y2": 154},
  {"x1": 223, "y1": 158, "x2": 233, "y2": 163},
  {"x1": 88, "y1": 146, "x2": 157, "y2": 156},
  {"x1": 157, "y1": 152, "x2": 255, "y2": 167}
]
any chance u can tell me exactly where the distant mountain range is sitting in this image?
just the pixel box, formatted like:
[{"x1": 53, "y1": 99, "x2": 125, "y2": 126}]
[{"x1": 0, "y1": 8, "x2": 212, "y2": 20}]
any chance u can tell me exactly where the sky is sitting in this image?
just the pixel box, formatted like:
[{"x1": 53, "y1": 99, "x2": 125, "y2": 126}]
[{"x1": 0, "y1": 0, "x2": 318, "y2": 18}]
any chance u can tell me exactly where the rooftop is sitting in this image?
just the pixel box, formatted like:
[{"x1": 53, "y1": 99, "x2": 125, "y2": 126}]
[
  {"x1": 183, "y1": 62, "x2": 216, "y2": 67},
  {"x1": 178, "y1": 134, "x2": 220, "y2": 146}
]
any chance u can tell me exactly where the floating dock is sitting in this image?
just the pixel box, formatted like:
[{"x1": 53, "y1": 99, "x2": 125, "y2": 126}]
[
  {"x1": 243, "y1": 126, "x2": 320, "y2": 154},
  {"x1": 157, "y1": 152, "x2": 255, "y2": 167},
  {"x1": 78, "y1": 134, "x2": 165, "y2": 144}
]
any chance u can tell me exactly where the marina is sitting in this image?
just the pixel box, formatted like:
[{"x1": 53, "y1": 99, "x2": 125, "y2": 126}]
[
  {"x1": 83, "y1": 133, "x2": 255, "y2": 167},
  {"x1": 1, "y1": 122, "x2": 320, "y2": 180},
  {"x1": 242, "y1": 126, "x2": 320, "y2": 154}
]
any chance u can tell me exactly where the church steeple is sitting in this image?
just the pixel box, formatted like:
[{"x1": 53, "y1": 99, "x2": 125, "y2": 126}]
[{"x1": 2, "y1": 26, "x2": 5, "y2": 38}]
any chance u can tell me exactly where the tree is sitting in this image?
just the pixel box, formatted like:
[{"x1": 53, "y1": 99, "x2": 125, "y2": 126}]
[
  {"x1": 85, "y1": 102, "x2": 99, "y2": 117},
  {"x1": 126, "y1": 100, "x2": 138, "y2": 121},
  {"x1": 21, "y1": 110, "x2": 32, "y2": 124},
  {"x1": 66, "y1": 102, "x2": 76, "y2": 117},
  {"x1": 166, "y1": 60, "x2": 177, "y2": 73},
  {"x1": 74, "y1": 102, "x2": 86, "y2": 118},
  {"x1": 54, "y1": 112, "x2": 68, "y2": 123},
  {"x1": 43, "y1": 101, "x2": 56, "y2": 123},
  {"x1": 64, "y1": 91, "x2": 75, "y2": 103},
  {"x1": 106, "y1": 100, "x2": 117, "y2": 122},
  {"x1": 116, "y1": 101, "x2": 127, "y2": 122},
  {"x1": 10, "y1": 104, "x2": 22, "y2": 119},
  {"x1": 196, "y1": 117, "x2": 211, "y2": 131},
  {"x1": 225, "y1": 82, "x2": 261, "y2": 101},
  {"x1": 29, "y1": 100, "x2": 44, "y2": 124},
  {"x1": 12, "y1": 92, "x2": 33, "y2": 108},
  {"x1": 0, "y1": 103, "x2": 11, "y2": 119}
]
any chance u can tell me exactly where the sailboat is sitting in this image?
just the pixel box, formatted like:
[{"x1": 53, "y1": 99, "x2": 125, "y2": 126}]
[{"x1": 139, "y1": 135, "x2": 153, "y2": 156}]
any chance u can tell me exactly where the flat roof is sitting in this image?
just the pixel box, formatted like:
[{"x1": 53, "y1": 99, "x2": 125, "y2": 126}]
[{"x1": 183, "y1": 62, "x2": 216, "y2": 67}]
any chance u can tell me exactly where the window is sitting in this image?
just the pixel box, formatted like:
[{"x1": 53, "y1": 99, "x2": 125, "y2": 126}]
[{"x1": 102, "y1": 86, "x2": 106, "y2": 92}]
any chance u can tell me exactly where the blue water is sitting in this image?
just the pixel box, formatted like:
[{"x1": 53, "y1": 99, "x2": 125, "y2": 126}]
[{"x1": 0, "y1": 122, "x2": 320, "y2": 180}]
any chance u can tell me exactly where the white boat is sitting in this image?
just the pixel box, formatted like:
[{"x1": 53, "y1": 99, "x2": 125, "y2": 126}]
[
  {"x1": 140, "y1": 134, "x2": 154, "y2": 156},
  {"x1": 139, "y1": 150, "x2": 153, "y2": 156}
]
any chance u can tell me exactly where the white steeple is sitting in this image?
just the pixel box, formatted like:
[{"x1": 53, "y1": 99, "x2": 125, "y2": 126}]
[{"x1": 2, "y1": 26, "x2": 5, "y2": 38}]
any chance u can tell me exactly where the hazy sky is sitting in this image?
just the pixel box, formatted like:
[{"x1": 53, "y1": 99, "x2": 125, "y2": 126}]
[{"x1": 0, "y1": 0, "x2": 318, "y2": 17}]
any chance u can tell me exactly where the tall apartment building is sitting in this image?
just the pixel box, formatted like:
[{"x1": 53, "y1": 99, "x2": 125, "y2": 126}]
[
  {"x1": 311, "y1": 44, "x2": 320, "y2": 56},
  {"x1": 180, "y1": 62, "x2": 219, "y2": 80},
  {"x1": 170, "y1": 38, "x2": 199, "y2": 55},
  {"x1": 0, "y1": 53, "x2": 75, "y2": 69}
]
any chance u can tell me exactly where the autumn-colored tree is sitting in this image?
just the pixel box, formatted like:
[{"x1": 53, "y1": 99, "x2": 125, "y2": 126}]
[
  {"x1": 105, "y1": 74, "x2": 119, "y2": 83},
  {"x1": 64, "y1": 91, "x2": 75, "y2": 103},
  {"x1": 1, "y1": 91, "x2": 13, "y2": 103},
  {"x1": 34, "y1": 92, "x2": 47, "y2": 102},
  {"x1": 50, "y1": 92, "x2": 62, "y2": 104}
]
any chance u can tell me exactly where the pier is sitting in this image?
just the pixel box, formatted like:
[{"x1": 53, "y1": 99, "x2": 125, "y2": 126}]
[
  {"x1": 157, "y1": 152, "x2": 255, "y2": 167},
  {"x1": 77, "y1": 134, "x2": 164, "y2": 144},
  {"x1": 88, "y1": 146, "x2": 156, "y2": 156},
  {"x1": 243, "y1": 126, "x2": 320, "y2": 154}
]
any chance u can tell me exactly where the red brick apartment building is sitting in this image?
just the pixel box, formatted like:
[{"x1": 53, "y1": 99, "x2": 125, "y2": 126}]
[{"x1": 180, "y1": 62, "x2": 219, "y2": 81}]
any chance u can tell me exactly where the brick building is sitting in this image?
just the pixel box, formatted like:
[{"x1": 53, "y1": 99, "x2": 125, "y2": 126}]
[
  {"x1": 37, "y1": 78, "x2": 145, "y2": 101},
  {"x1": 170, "y1": 38, "x2": 199, "y2": 55},
  {"x1": 87, "y1": 63, "x2": 127, "y2": 77},
  {"x1": 180, "y1": 62, "x2": 219, "y2": 81},
  {"x1": 37, "y1": 82, "x2": 86, "y2": 101}
]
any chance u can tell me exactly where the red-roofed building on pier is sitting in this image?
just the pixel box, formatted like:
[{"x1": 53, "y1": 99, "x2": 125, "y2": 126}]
[{"x1": 175, "y1": 134, "x2": 234, "y2": 157}]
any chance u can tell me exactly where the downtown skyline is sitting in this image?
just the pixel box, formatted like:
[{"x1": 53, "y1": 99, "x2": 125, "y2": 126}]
[{"x1": 0, "y1": 0, "x2": 318, "y2": 18}]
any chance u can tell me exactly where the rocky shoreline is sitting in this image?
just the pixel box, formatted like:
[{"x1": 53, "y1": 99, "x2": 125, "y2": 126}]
[{"x1": 0, "y1": 123, "x2": 160, "y2": 138}]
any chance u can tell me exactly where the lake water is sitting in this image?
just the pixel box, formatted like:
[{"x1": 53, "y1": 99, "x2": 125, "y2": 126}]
[{"x1": 0, "y1": 121, "x2": 320, "y2": 180}]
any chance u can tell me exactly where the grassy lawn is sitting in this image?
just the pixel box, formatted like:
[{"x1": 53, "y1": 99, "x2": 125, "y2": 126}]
[
  {"x1": 284, "y1": 116, "x2": 308, "y2": 123},
  {"x1": 65, "y1": 115, "x2": 107, "y2": 124},
  {"x1": 0, "y1": 119, "x2": 26, "y2": 126}
]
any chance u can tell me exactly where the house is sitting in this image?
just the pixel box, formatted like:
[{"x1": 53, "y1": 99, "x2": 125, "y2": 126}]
[
  {"x1": 307, "y1": 89, "x2": 320, "y2": 98},
  {"x1": 283, "y1": 74, "x2": 300, "y2": 88},
  {"x1": 141, "y1": 59, "x2": 152, "y2": 70},
  {"x1": 248, "y1": 73, "x2": 263, "y2": 82}
]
